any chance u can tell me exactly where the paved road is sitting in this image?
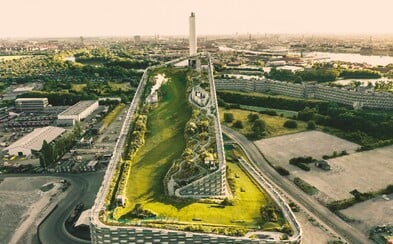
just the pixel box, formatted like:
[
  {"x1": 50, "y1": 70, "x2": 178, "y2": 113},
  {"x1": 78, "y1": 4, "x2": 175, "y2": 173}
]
[
  {"x1": 222, "y1": 125, "x2": 371, "y2": 244},
  {"x1": 38, "y1": 172, "x2": 104, "y2": 244}
]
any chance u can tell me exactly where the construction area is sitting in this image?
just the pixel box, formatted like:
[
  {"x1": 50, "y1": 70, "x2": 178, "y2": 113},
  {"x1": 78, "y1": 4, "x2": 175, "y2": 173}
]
[
  {"x1": 255, "y1": 131, "x2": 360, "y2": 167},
  {"x1": 255, "y1": 131, "x2": 393, "y2": 202},
  {"x1": 0, "y1": 176, "x2": 67, "y2": 244},
  {"x1": 340, "y1": 194, "x2": 393, "y2": 234}
]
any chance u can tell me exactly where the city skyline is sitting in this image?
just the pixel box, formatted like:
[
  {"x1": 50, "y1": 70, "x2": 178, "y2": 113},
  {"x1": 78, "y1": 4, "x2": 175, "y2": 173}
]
[{"x1": 1, "y1": 0, "x2": 393, "y2": 38}]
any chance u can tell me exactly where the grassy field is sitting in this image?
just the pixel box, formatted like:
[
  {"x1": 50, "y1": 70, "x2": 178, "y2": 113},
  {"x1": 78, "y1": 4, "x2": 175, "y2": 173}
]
[
  {"x1": 219, "y1": 108, "x2": 307, "y2": 138},
  {"x1": 115, "y1": 68, "x2": 274, "y2": 229},
  {"x1": 121, "y1": 68, "x2": 192, "y2": 214},
  {"x1": 102, "y1": 103, "x2": 125, "y2": 129},
  {"x1": 71, "y1": 83, "x2": 87, "y2": 92}
]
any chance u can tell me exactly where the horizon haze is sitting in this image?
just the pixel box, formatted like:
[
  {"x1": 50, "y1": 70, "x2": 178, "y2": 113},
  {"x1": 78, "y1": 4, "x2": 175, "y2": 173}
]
[{"x1": 2, "y1": 0, "x2": 393, "y2": 38}]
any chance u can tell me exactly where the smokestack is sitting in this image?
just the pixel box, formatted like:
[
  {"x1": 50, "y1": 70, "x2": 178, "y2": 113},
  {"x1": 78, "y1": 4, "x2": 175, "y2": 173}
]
[{"x1": 189, "y1": 12, "x2": 197, "y2": 55}]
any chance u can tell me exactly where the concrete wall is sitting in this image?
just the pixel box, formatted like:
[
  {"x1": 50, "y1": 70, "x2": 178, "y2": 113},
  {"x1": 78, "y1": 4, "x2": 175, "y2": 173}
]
[{"x1": 216, "y1": 79, "x2": 393, "y2": 109}]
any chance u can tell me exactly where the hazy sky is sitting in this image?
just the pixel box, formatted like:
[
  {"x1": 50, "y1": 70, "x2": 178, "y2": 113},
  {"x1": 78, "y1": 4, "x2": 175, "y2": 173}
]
[{"x1": 1, "y1": 0, "x2": 393, "y2": 37}]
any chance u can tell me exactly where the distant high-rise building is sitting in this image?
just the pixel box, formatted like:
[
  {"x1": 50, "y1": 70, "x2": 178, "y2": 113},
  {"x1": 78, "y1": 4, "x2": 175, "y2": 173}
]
[
  {"x1": 134, "y1": 35, "x2": 141, "y2": 43},
  {"x1": 189, "y1": 12, "x2": 197, "y2": 55}
]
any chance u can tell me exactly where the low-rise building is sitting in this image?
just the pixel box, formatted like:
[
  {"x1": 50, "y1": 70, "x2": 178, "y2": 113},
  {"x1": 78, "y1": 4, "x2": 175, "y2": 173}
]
[
  {"x1": 58, "y1": 100, "x2": 98, "y2": 122},
  {"x1": 4, "y1": 126, "x2": 65, "y2": 156},
  {"x1": 15, "y1": 98, "x2": 49, "y2": 112}
]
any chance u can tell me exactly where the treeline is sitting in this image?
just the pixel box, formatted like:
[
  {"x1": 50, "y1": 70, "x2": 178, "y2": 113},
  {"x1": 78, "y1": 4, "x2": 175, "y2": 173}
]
[
  {"x1": 106, "y1": 59, "x2": 158, "y2": 70},
  {"x1": 267, "y1": 67, "x2": 381, "y2": 83},
  {"x1": 217, "y1": 91, "x2": 329, "y2": 113},
  {"x1": 297, "y1": 104, "x2": 393, "y2": 148},
  {"x1": 267, "y1": 67, "x2": 338, "y2": 82},
  {"x1": 39, "y1": 125, "x2": 81, "y2": 168},
  {"x1": 18, "y1": 91, "x2": 96, "y2": 106},
  {"x1": 328, "y1": 185, "x2": 393, "y2": 211},
  {"x1": 340, "y1": 69, "x2": 381, "y2": 79},
  {"x1": 218, "y1": 91, "x2": 393, "y2": 149}
]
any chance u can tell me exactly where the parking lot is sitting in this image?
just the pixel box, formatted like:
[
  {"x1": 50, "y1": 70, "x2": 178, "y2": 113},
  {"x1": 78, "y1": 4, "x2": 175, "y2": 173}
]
[
  {"x1": 0, "y1": 102, "x2": 126, "y2": 174},
  {"x1": 52, "y1": 104, "x2": 128, "y2": 173}
]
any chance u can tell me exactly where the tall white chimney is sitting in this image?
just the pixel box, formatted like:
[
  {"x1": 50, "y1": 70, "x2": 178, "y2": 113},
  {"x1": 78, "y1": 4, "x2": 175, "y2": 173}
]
[{"x1": 189, "y1": 12, "x2": 197, "y2": 55}]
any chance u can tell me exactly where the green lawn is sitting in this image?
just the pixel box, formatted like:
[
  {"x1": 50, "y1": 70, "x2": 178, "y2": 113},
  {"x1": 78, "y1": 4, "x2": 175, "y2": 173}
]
[
  {"x1": 219, "y1": 108, "x2": 307, "y2": 138},
  {"x1": 114, "y1": 68, "x2": 274, "y2": 230},
  {"x1": 102, "y1": 103, "x2": 125, "y2": 129},
  {"x1": 122, "y1": 68, "x2": 192, "y2": 212}
]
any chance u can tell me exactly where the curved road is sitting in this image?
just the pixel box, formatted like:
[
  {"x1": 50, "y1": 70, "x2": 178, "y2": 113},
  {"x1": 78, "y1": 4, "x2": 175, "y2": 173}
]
[
  {"x1": 222, "y1": 125, "x2": 370, "y2": 244},
  {"x1": 38, "y1": 172, "x2": 104, "y2": 244}
]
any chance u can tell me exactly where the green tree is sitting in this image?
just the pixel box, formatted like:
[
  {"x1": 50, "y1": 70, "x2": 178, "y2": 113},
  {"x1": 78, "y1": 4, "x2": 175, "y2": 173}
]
[
  {"x1": 294, "y1": 76, "x2": 303, "y2": 84},
  {"x1": 233, "y1": 120, "x2": 244, "y2": 129},
  {"x1": 298, "y1": 107, "x2": 317, "y2": 121},
  {"x1": 250, "y1": 119, "x2": 266, "y2": 139},
  {"x1": 247, "y1": 113, "x2": 259, "y2": 122},
  {"x1": 307, "y1": 120, "x2": 316, "y2": 130},
  {"x1": 224, "y1": 113, "x2": 234, "y2": 123},
  {"x1": 283, "y1": 120, "x2": 298, "y2": 128},
  {"x1": 40, "y1": 140, "x2": 54, "y2": 168}
]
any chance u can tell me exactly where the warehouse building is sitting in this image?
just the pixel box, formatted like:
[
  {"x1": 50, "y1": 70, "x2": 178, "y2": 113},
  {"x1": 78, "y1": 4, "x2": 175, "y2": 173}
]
[
  {"x1": 4, "y1": 126, "x2": 65, "y2": 156},
  {"x1": 15, "y1": 98, "x2": 49, "y2": 112},
  {"x1": 57, "y1": 100, "x2": 98, "y2": 123}
]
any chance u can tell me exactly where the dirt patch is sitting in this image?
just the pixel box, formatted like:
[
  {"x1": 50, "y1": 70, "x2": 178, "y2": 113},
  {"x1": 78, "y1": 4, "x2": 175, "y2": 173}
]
[
  {"x1": 340, "y1": 195, "x2": 393, "y2": 233},
  {"x1": 256, "y1": 131, "x2": 393, "y2": 202},
  {"x1": 297, "y1": 146, "x2": 393, "y2": 201},
  {"x1": 0, "y1": 176, "x2": 62, "y2": 244},
  {"x1": 255, "y1": 131, "x2": 359, "y2": 166},
  {"x1": 294, "y1": 210, "x2": 339, "y2": 244}
]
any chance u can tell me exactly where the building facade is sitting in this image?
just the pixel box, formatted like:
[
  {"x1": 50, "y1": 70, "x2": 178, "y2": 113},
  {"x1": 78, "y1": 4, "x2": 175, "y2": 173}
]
[
  {"x1": 215, "y1": 78, "x2": 393, "y2": 109},
  {"x1": 57, "y1": 100, "x2": 99, "y2": 122},
  {"x1": 4, "y1": 126, "x2": 65, "y2": 156},
  {"x1": 15, "y1": 98, "x2": 49, "y2": 112}
]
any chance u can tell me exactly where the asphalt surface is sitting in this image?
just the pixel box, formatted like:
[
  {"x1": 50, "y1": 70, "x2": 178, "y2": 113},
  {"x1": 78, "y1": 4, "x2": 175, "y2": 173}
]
[
  {"x1": 37, "y1": 172, "x2": 104, "y2": 244},
  {"x1": 222, "y1": 125, "x2": 371, "y2": 244}
]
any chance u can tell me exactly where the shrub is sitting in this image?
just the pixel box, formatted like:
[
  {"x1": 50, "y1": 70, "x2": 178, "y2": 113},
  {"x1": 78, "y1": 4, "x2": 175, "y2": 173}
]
[
  {"x1": 260, "y1": 204, "x2": 281, "y2": 223},
  {"x1": 275, "y1": 166, "x2": 290, "y2": 176},
  {"x1": 221, "y1": 198, "x2": 234, "y2": 206},
  {"x1": 259, "y1": 110, "x2": 278, "y2": 116},
  {"x1": 247, "y1": 113, "x2": 259, "y2": 122},
  {"x1": 307, "y1": 120, "x2": 316, "y2": 130},
  {"x1": 293, "y1": 177, "x2": 318, "y2": 195},
  {"x1": 297, "y1": 163, "x2": 311, "y2": 171},
  {"x1": 233, "y1": 120, "x2": 244, "y2": 129},
  {"x1": 224, "y1": 113, "x2": 234, "y2": 123},
  {"x1": 283, "y1": 119, "x2": 298, "y2": 128}
]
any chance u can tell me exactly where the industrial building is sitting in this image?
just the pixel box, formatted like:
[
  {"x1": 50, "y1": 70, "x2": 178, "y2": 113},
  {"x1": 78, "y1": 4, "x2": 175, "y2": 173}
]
[
  {"x1": 4, "y1": 126, "x2": 65, "y2": 156},
  {"x1": 15, "y1": 98, "x2": 49, "y2": 112},
  {"x1": 57, "y1": 100, "x2": 98, "y2": 123}
]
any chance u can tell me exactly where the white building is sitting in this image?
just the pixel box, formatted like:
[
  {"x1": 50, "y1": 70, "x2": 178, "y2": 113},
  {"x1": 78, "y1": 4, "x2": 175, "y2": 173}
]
[
  {"x1": 58, "y1": 100, "x2": 99, "y2": 122},
  {"x1": 191, "y1": 86, "x2": 209, "y2": 107},
  {"x1": 189, "y1": 12, "x2": 197, "y2": 56},
  {"x1": 15, "y1": 98, "x2": 49, "y2": 112},
  {"x1": 4, "y1": 126, "x2": 65, "y2": 156}
]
